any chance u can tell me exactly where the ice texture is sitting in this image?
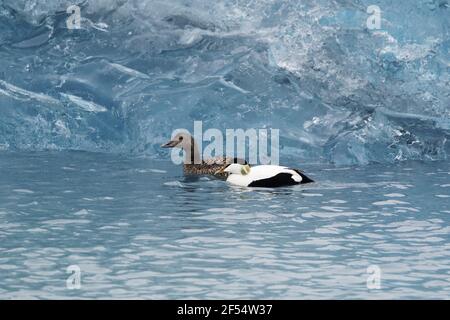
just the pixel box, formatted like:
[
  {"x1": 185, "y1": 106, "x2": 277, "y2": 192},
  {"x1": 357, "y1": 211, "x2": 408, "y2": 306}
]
[{"x1": 0, "y1": 0, "x2": 449, "y2": 164}]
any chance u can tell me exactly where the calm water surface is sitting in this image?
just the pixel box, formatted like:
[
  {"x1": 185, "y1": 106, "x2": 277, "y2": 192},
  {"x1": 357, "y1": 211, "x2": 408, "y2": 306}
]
[{"x1": 0, "y1": 152, "x2": 449, "y2": 299}]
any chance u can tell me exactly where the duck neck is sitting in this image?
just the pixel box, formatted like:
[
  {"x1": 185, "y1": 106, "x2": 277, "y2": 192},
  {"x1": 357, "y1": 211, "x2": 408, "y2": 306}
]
[{"x1": 184, "y1": 138, "x2": 201, "y2": 165}]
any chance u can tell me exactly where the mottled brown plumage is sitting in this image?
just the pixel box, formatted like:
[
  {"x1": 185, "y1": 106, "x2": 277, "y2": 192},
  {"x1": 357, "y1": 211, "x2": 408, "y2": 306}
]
[
  {"x1": 161, "y1": 133, "x2": 246, "y2": 177},
  {"x1": 184, "y1": 157, "x2": 246, "y2": 178}
]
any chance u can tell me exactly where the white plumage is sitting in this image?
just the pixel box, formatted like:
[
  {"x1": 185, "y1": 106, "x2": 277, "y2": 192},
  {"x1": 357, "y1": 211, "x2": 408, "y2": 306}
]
[{"x1": 221, "y1": 164, "x2": 313, "y2": 188}]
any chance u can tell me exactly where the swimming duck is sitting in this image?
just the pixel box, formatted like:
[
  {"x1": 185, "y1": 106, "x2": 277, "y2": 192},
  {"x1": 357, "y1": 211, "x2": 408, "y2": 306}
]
[
  {"x1": 161, "y1": 133, "x2": 246, "y2": 177},
  {"x1": 216, "y1": 163, "x2": 314, "y2": 187}
]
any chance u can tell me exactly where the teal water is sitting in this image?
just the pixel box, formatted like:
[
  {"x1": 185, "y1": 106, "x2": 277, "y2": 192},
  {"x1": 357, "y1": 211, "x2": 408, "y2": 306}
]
[
  {"x1": 0, "y1": 152, "x2": 449, "y2": 299},
  {"x1": 1, "y1": 0, "x2": 449, "y2": 300}
]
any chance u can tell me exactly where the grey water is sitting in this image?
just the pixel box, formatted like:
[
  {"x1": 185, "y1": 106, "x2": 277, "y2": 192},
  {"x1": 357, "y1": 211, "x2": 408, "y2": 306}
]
[{"x1": 1, "y1": 151, "x2": 449, "y2": 299}]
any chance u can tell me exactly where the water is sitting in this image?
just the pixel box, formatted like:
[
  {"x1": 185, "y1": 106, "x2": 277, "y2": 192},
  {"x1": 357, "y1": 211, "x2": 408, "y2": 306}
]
[
  {"x1": 1, "y1": 151, "x2": 449, "y2": 299},
  {"x1": 0, "y1": 0, "x2": 449, "y2": 299}
]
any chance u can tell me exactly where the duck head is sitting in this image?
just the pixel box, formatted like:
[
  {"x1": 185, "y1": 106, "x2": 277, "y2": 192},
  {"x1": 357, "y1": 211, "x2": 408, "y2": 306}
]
[
  {"x1": 216, "y1": 163, "x2": 251, "y2": 175},
  {"x1": 162, "y1": 133, "x2": 202, "y2": 164},
  {"x1": 161, "y1": 132, "x2": 192, "y2": 150}
]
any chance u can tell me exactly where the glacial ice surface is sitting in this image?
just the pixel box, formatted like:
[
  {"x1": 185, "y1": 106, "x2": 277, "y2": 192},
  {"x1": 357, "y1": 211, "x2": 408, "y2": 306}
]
[{"x1": 0, "y1": 0, "x2": 449, "y2": 165}]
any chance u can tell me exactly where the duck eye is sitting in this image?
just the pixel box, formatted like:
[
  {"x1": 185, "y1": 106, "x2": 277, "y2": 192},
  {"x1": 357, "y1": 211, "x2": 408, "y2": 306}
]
[{"x1": 179, "y1": 136, "x2": 183, "y2": 141}]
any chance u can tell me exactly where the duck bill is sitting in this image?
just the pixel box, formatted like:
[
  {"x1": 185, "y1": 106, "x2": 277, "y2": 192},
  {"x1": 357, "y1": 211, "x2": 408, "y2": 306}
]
[
  {"x1": 161, "y1": 140, "x2": 180, "y2": 148},
  {"x1": 215, "y1": 168, "x2": 226, "y2": 175}
]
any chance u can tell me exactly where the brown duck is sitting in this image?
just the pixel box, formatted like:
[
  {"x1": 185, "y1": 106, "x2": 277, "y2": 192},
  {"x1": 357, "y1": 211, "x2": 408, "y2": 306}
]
[{"x1": 161, "y1": 133, "x2": 246, "y2": 177}]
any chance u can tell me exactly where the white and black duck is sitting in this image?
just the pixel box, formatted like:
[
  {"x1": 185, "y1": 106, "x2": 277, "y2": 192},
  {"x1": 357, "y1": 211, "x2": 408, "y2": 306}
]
[{"x1": 217, "y1": 163, "x2": 314, "y2": 187}]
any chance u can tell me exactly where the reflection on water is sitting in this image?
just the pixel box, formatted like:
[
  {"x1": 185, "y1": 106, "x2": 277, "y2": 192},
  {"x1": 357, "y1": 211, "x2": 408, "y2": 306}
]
[{"x1": 0, "y1": 152, "x2": 449, "y2": 299}]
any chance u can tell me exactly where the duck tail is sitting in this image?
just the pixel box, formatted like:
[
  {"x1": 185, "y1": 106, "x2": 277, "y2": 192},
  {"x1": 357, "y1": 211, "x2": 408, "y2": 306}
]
[{"x1": 293, "y1": 169, "x2": 314, "y2": 184}]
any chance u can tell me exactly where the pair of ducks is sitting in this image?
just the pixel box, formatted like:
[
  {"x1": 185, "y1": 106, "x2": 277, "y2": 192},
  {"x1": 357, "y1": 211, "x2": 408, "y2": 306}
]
[{"x1": 162, "y1": 133, "x2": 314, "y2": 188}]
